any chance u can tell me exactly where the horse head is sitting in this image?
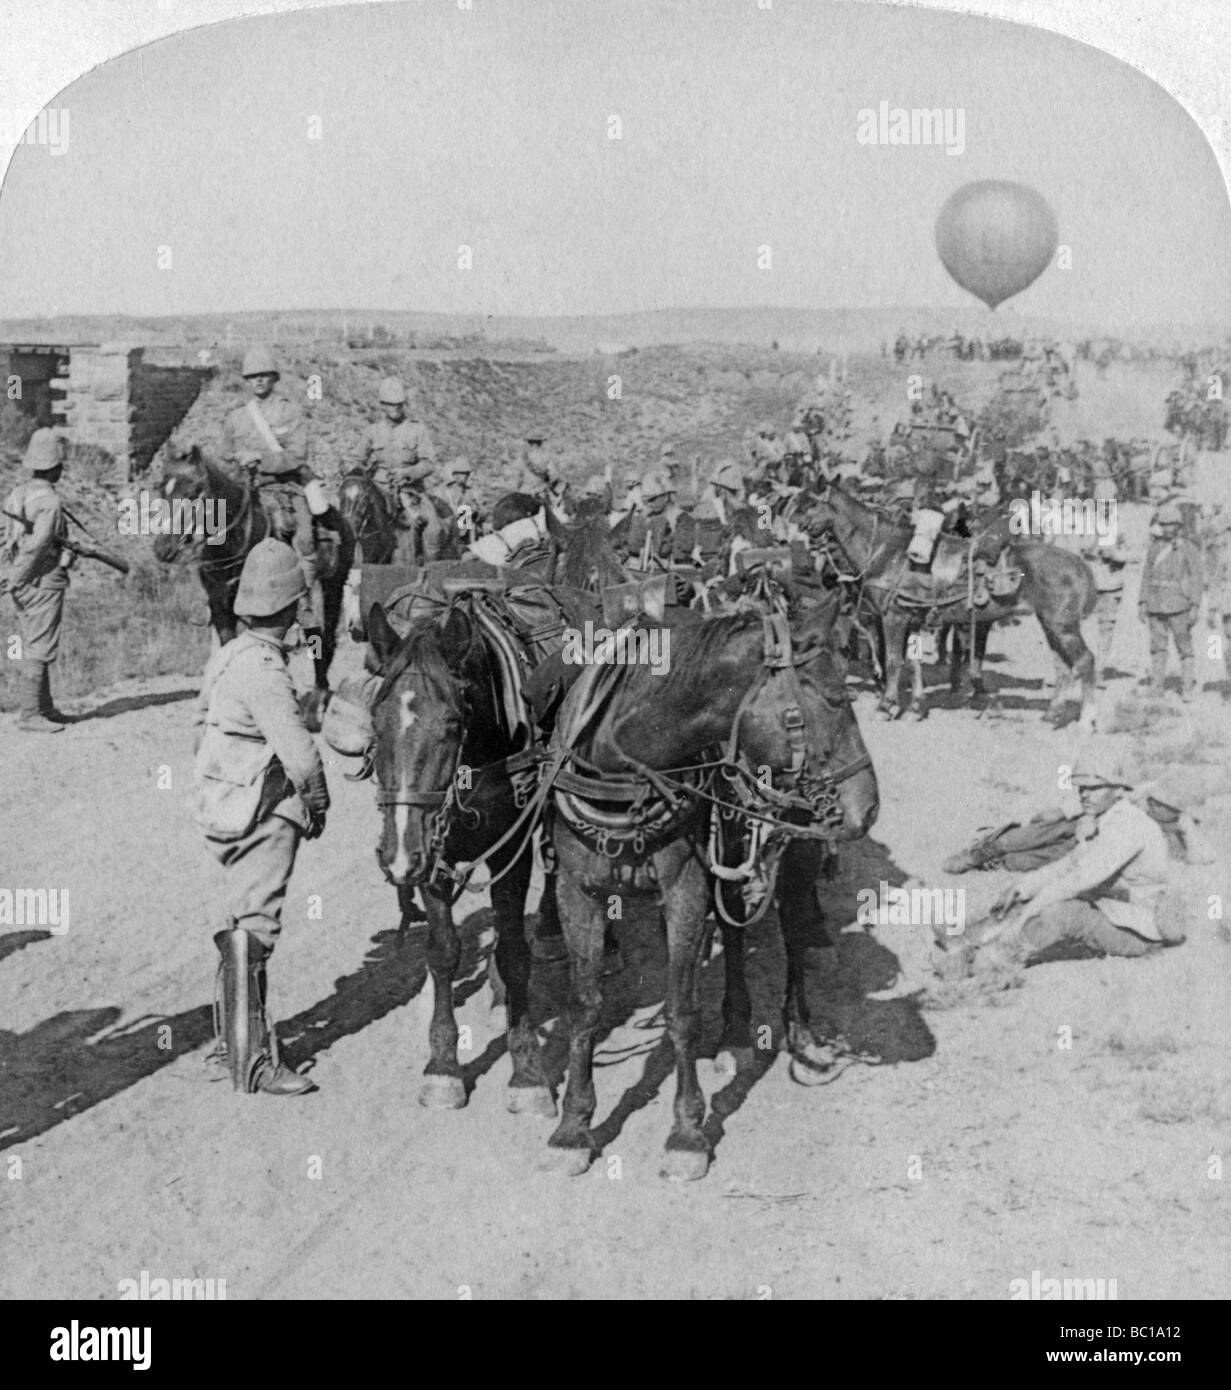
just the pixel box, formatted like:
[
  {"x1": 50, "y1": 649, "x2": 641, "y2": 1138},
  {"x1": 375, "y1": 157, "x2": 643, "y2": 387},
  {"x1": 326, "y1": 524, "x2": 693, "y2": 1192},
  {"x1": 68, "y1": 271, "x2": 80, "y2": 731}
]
[
  {"x1": 366, "y1": 600, "x2": 497, "y2": 887},
  {"x1": 153, "y1": 444, "x2": 215, "y2": 563}
]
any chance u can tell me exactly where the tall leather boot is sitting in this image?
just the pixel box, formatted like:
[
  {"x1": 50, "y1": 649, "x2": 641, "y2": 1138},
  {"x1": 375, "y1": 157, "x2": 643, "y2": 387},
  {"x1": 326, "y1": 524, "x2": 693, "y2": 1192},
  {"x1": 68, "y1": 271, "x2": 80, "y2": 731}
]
[
  {"x1": 1181, "y1": 656, "x2": 1197, "y2": 703},
  {"x1": 17, "y1": 662, "x2": 63, "y2": 733},
  {"x1": 39, "y1": 663, "x2": 71, "y2": 724},
  {"x1": 298, "y1": 551, "x2": 325, "y2": 635},
  {"x1": 214, "y1": 926, "x2": 316, "y2": 1096}
]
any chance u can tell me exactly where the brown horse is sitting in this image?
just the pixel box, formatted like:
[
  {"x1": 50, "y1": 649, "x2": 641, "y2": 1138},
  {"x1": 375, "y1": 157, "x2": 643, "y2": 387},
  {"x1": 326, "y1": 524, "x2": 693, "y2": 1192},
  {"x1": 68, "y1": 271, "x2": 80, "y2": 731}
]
[
  {"x1": 153, "y1": 444, "x2": 354, "y2": 689},
  {"x1": 804, "y1": 482, "x2": 1098, "y2": 728}
]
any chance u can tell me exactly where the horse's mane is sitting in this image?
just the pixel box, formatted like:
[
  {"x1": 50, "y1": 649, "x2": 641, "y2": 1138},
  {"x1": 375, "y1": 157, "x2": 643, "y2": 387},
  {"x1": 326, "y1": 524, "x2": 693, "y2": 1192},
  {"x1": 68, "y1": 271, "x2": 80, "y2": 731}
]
[{"x1": 610, "y1": 610, "x2": 761, "y2": 702}]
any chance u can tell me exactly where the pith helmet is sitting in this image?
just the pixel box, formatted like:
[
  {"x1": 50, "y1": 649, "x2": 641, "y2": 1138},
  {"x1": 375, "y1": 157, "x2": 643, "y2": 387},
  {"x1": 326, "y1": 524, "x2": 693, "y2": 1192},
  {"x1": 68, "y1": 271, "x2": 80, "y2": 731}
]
[
  {"x1": 1154, "y1": 501, "x2": 1182, "y2": 526},
  {"x1": 758, "y1": 420, "x2": 776, "y2": 436},
  {"x1": 711, "y1": 458, "x2": 743, "y2": 491},
  {"x1": 378, "y1": 377, "x2": 407, "y2": 405},
  {"x1": 660, "y1": 442, "x2": 677, "y2": 457},
  {"x1": 580, "y1": 473, "x2": 609, "y2": 499},
  {"x1": 1071, "y1": 758, "x2": 1130, "y2": 791},
  {"x1": 241, "y1": 346, "x2": 279, "y2": 379},
  {"x1": 640, "y1": 468, "x2": 673, "y2": 500},
  {"x1": 234, "y1": 539, "x2": 308, "y2": 618},
  {"x1": 447, "y1": 454, "x2": 472, "y2": 477},
  {"x1": 24, "y1": 427, "x2": 64, "y2": 473},
  {"x1": 526, "y1": 430, "x2": 545, "y2": 445}
]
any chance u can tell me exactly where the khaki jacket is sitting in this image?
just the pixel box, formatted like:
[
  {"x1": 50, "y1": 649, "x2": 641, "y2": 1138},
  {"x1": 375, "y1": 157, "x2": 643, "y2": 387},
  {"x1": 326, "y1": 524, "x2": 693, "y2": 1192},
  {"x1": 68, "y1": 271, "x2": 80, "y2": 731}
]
[
  {"x1": 3, "y1": 478, "x2": 69, "y2": 590},
  {"x1": 192, "y1": 630, "x2": 327, "y2": 840},
  {"x1": 360, "y1": 419, "x2": 436, "y2": 490},
  {"x1": 1017, "y1": 798, "x2": 1170, "y2": 940},
  {"x1": 220, "y1": 396, "x2": 309, "y2": 478}
]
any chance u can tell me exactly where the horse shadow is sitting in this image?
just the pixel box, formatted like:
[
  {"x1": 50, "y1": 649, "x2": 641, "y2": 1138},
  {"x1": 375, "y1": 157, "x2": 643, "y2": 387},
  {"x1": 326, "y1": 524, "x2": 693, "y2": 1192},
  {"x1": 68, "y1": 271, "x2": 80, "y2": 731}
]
[
  {"x1": 527, "y1": 833, "x2": 935, "y2": 1161},
  {"x1": 1, "y1": 855, "x2": 936, "y2": 1164},
  {"x1": 0, "y1": 930, "x2": 52, "y2": 967}
]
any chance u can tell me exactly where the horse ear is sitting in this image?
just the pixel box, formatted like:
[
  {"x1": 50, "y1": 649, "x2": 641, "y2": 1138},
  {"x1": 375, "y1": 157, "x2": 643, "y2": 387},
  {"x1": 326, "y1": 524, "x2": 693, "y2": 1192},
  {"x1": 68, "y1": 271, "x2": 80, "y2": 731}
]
[
  {"x1": 367, "y1": 603, "x2": 399, "y2": 668},
  {"x1": 608, "y1": 510, "x2": 633, "y2": 546}
]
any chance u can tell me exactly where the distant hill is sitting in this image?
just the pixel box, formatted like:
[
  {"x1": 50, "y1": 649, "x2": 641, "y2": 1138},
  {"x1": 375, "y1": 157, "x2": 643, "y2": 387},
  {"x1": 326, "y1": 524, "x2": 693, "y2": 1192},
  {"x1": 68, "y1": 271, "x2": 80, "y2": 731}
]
[{"x1": 2, "y1": 305, "x2": 1226, "y2": 357}]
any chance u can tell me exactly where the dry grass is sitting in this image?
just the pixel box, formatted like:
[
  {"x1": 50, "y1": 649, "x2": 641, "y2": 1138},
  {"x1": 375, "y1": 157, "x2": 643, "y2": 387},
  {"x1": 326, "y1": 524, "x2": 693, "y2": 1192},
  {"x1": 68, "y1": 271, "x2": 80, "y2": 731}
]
[{"x1": 0, "y1": 564, "x2": 209, "y2": 712}]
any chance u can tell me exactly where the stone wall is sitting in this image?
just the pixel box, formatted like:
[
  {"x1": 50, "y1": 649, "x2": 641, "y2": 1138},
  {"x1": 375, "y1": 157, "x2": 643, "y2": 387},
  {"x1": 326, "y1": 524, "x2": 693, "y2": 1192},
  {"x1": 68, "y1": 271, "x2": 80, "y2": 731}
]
[{"x1": 50, "y1": 344, "x2": 211, "y2": 477}]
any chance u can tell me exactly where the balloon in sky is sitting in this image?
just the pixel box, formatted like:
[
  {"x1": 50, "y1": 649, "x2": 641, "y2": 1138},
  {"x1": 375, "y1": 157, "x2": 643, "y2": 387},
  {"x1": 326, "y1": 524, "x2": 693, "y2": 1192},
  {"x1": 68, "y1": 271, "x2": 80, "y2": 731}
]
[{"x1": 934, "y1": 181, "x2": 1059, "y2": 310}]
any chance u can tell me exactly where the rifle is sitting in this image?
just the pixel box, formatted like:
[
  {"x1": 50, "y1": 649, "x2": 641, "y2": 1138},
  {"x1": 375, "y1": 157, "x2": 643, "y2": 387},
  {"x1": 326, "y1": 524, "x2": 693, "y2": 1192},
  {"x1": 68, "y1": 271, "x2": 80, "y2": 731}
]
[{"x1": 2, "y1": 509, "x2": 130, "y2": 576}]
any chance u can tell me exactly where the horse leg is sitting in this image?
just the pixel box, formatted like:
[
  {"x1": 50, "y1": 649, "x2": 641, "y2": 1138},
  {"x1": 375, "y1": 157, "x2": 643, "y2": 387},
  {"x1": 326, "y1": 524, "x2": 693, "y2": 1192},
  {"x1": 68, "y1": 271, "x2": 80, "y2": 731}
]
[
  {"x1": 777, "y1": 842, "x2": 843, "y2": 1085},
  {"x1": 659, "y1": 841, "x2": 712, "y2": 1181},
  {"x1": 879, "y1": 612, "x2": 906, "y2": 719},
  {"x1": 490, "y1": 843, "x2": 554, "y2": 1117},
  {"x1": 545, "y1": 836, "x2": 606, "y2": 1174},
  {"x1": 396, "y1": 882, "x2": 426, "y2": 937},
  {"x1": 208, "y1": 577, "x2": 237, "y2": 646},
  {"x1": 419, "y1": 886, "x2": 467, "y2": 1109},
  {"x1": 714, "y1": 919, "x2": 752, "y2": 1077}
]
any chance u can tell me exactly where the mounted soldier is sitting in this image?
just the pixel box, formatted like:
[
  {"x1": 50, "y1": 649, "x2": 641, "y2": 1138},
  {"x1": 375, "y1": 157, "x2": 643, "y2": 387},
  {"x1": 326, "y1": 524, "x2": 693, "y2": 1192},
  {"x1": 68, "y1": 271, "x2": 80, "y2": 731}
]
[
  {"x1": 441, "y1": 454, "x2": 478, "y2": 546},
  {"x1": 1139, "y1": 500, "x2": 1203, "y2": 701},
  {"x1": 357, "y1": 376, "x2": 443, "y2": 562},
  {"x1": 1, "y1": 428, "x2": 74, "y2": 732},
  {"x1": 220, "y1": 347, "x2": 328, "y2": 629},
  {"x1": 624, "y1": 469, "x2": 684, "y2": 569},
  {"x1": 194, "y1": 539, "x2": 330, "y2": 1097},
  {"x1": 515, "y1": 430, "x2": 570, "y2": 516}
]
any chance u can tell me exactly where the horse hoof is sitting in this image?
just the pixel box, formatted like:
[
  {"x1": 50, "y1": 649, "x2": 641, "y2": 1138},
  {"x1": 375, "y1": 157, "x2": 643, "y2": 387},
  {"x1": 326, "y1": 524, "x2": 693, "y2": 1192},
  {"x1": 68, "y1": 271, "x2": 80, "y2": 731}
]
[
  {"x1": 789, "y1": 1053, "x2": 837, "y2": 1087},
  {"x1": 542, "y1": 1145, "x2": 594, "y2": 1177},
  {"x1": 418, "y1": 1076, "x2": 467, "y2": 1110},
  {"x1": 508, "y1": 1086, "x2": 556, "y2": 1118},
  {"x1": 906, "y1": 707, "x2": 927, "y2": 723},
  {"x1": 713, "y1": 1047, "x2": 752, "y2": 1079},
  {"x1": 660, "y1": 1148, "x2": 710, "y2": 1182}
]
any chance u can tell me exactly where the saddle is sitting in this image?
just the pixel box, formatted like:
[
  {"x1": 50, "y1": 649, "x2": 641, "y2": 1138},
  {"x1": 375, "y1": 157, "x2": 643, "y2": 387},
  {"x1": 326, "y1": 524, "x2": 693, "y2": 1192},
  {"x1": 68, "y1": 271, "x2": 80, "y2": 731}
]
[{"x1": 258, "y1": 485, "x2": 342, "y2": 578}]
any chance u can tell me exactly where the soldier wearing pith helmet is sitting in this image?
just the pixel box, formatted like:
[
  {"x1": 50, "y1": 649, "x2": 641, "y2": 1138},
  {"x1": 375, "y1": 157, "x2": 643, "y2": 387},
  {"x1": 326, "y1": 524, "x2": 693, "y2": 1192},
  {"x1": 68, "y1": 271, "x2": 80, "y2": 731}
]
[
  {"x1": 2, "y1": 428, "x2": 74, "y2": 732},
  {"x1": 193, "y1": 538, "x2": 330, "y2": 1097},
  {"x1": 220, "y1": 347, "x2": 326, "y2": 629}
]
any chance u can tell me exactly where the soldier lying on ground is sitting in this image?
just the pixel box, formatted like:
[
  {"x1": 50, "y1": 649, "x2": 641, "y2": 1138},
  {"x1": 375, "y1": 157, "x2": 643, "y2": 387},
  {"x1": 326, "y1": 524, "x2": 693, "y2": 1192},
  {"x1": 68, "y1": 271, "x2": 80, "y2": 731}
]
[{"x1": 932, "y1": 760, "x2": 1189, "y2": 980}]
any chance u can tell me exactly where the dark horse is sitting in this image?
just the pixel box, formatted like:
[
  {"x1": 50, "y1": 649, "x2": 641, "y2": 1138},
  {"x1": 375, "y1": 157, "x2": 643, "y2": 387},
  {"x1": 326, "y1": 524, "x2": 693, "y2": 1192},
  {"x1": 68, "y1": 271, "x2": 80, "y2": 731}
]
[
  {"x1": 361, "y1": 585, "x2": 593, "y2": 1114},
  {"x1": 544, "y1": 605, "x2": 879, "y2": 1180},
  {"x1": 804, "y1": 481, "x2": 1098, "y2": 728},
  {"x1": 154, "y1": 445, "x2": 354, "y2": 688},
  {"x1": 699, "y1": 564, "x2": 882, "y2": 1084},
  {"x1": 337, "y1": 471, "x2": 461, "y2": 568}
]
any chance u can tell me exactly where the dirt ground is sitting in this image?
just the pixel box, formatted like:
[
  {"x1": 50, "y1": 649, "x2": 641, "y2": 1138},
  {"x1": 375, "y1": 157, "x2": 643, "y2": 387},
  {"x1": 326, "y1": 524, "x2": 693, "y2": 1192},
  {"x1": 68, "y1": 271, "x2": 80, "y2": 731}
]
[
  {"x1": 2, "y1": 545, "x2": 1229, "y2": 1300},
  {"x1": 2, "y1": 356, "x2": 1229, "y2": 1300}
]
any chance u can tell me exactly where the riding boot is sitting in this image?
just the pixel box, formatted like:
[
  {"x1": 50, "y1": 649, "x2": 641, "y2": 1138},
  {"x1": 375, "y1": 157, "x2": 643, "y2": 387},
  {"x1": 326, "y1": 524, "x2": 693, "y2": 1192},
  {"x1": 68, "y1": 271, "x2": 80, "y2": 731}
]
[
  {"x1": 213, "y1": 926, "x2": 316, "y2": 1096},
  {"x1": 17, "y1": 663, "x2": 63, "y2": 733},
  {"x1": 298, "y1": 551, "x2": 325, "y2": 633},
  {"x1": 39, "y1": 664, "x2": 71, "y2": 724},
  {"x1": 1181, "y1": 656, "x2": 1197, "y2": 703}
]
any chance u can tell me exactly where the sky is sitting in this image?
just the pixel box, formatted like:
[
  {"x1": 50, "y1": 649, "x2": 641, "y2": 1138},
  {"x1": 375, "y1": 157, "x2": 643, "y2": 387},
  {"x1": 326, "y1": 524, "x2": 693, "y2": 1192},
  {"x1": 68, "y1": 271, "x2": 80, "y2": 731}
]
[{"x1": 0, "y1": 0, "x2": 1228, "y2": 329}]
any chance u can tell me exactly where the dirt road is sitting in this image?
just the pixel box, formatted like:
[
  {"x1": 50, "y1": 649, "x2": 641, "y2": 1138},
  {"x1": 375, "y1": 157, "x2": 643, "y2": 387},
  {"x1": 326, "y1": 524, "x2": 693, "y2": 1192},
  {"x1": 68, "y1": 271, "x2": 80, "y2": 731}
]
[{"x1": 3, "y1": 535, "x2": 1228, "y2": 1300}]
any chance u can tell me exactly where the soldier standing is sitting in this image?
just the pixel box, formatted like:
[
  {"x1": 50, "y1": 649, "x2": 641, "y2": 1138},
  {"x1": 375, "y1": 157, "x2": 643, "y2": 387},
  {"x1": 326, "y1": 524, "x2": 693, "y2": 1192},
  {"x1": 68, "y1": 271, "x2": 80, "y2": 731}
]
[
  {"x1": 1082, "y1": 494, "x2": 1130, "y2": 679},
  {"x1": 1139, "y1": 500, "x2": 1203, "y2": 701},
  {"x1": 193, "y1": 539, "x2": 330, "y2": 1097},
  {"x1": 357, "y1": 377, "x2": 439, "y2": 558},
  {"x1": 220, "y1": 348, "x2": 326, "y2": 627},
  {"x1": 2, "y1": 428, "x2": 74, "y2": 733},
  {"x1": 1200, "y1": 502, "x2": 1231, "y2": 696}
]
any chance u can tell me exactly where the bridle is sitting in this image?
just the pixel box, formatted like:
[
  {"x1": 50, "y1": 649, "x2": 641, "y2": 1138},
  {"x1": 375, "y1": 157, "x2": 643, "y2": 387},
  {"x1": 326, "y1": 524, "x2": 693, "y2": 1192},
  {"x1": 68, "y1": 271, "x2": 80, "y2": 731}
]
[{"x1": 158, "y1": 462, "x2": 256, "y2": 580}]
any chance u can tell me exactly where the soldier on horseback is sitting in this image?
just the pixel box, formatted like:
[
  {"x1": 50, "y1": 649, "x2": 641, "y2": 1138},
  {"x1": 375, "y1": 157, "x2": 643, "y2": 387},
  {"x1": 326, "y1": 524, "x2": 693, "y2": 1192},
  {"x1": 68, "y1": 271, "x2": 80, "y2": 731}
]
[
  {"x1": 220, "y1": 347, "x2": 327, "y2": 629},
  {"x1": 358, "y1": 376, "x2": 440, "y2": 557}
]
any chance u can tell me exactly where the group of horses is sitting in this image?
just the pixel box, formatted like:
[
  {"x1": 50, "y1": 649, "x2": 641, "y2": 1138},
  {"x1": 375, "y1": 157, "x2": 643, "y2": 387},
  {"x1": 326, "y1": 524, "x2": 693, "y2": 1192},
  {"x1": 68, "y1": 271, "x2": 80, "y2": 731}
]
[{"x1": 153, "y1": 439, "x2": 1098, "y2": 1177}]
